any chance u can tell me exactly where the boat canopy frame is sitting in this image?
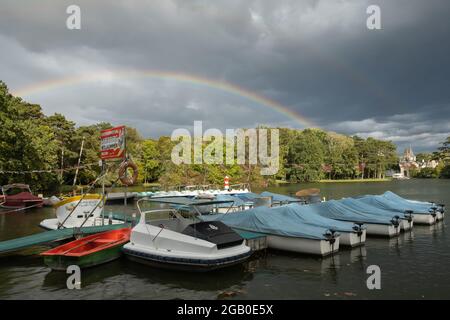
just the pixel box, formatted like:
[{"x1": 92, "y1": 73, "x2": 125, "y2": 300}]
[
  {"x1": 136, "y1": 196, "x2": 237, "y2": 220},
  {"x1": 1, "y1": 184, "x2": 32, "y2": 194}
]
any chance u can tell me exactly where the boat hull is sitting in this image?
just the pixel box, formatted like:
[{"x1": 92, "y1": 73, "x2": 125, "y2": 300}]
[
  {"x1": 401, "y1": 219, "x2": 414, "y2": 231},
  {"x1": 413, "y1": 214, "x2": 436, "y2": 225},
  {"x1": 40, "y1": 218, "x2": 124, "y2": 230},
  {"x1": 365, "y1": 223, "x2": 401, "y2": 237},
  {"x1": 266, "y1": 235, "x2": 339, "y2": 256},
  {"x1": 43, "y1": 243, "x2": 125, "y2": 271},
  {"x1": 123, "y1": 246, "x2": 251, "y2": 272},
  {"x1": 340, "y1": 230, "x2": 366, "y2": 247}
]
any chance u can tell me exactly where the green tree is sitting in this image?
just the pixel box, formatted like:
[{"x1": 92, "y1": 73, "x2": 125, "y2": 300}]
[{"x1": 286, "y1": 129, "x2": 324, "y2": 182}]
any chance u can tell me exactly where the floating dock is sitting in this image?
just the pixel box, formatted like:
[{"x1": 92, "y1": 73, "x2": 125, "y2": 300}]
[
  {"x1": 234, "y1": 229, "x2": 268, "y2": 251},
  {"x1": 0, "y1": 223, "x2": 130, "y2": 254}
]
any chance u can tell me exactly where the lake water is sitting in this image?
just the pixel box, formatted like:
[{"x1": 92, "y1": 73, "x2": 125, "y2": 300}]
[{"x1": 0, "y1": 179, "x2": 448, "y2": 299}]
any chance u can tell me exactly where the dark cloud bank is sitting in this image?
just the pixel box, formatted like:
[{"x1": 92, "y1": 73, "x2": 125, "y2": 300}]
[{"x1": 0, "y1": 0, "x2": 449, "y2": 152}]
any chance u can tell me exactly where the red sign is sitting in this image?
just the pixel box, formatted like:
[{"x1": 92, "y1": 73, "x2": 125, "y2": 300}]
[{"x1": 100, "y1": 126, "x2": 126, "y2": 160}]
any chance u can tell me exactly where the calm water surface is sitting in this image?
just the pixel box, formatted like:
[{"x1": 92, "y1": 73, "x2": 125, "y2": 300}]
[{"x1": 0, "y1": 179, "x2": 449, "y2": 299}]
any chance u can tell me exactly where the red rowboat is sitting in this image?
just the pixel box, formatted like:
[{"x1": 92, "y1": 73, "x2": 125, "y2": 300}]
[
  {"x1": 1, "y1": 184, "x2": 43, "y2": 209},
  {"x1": 41, "y1": 227, "x2": 131, "y2": 270}
]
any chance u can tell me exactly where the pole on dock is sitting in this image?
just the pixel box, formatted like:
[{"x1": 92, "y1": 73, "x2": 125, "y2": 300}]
[
  {"x1": 124, "y1": 127, "x2": 128, "y2": 207},
  {"x1": 73, "y1": 136, "x2": 85, "y2": 195},
  {"x1": 101, "y1": 159, "x2": 106, "y2": 226}
]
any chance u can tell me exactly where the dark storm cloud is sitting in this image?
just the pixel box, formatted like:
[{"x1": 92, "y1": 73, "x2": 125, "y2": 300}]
[{"x1": 0, "y1": 0, "x2": 449, "y2": 151}]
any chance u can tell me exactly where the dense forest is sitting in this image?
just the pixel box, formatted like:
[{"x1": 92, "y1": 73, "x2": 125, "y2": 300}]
[{"x1": 1, "y1": 80, "x2": 449, "y2": 193}]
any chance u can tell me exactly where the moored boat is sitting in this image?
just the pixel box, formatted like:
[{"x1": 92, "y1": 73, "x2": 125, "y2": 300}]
[
  {"x1": 41, "y1": 227, "x2": 131, "y2": 270},
  {"x1": 123, "y1": 198, "x2": 252, "y2": 271},
  {"x1": 380, "y1": 191, "x2": 445, "y2": 221},
  {"x1": 0, "y1": 184, "x2": 44, "y2": 209},
  {"x1": 200, "y1": 205, "x2": 341, "y2": 256},
  {"x1": 305, "y1": 200, "x2": 401, "y2": 237},
  {"x1": 357, "y1": 193, "x2": 439, "y2": 225},
  {"x1": 40, "y1": 194, "x2": 124, "y2": 230},
  {"x1": 338, "y1": 198, "x2": 414, "y2": 231}
]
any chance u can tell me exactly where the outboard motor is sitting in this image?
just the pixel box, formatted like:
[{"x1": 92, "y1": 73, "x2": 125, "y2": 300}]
[
  {"x1": 429, "y1": 207, "x2": 437, "y2": 218},
  {"x1": 324, "y1": 229, "x2": 338, "y2": 245},
  {"x1": 404, "y1": 210, "x2": 413, "y2": 222},
  {"x1": 438, "y1": 204, "x2": 445, "y2": 213},
  {"x1": 390, "y1": 216, "x2": 400, "y2": 227},
  {"x1": 352, "y1": 222, "x2": 364, "y2": 237},
  {"x1": 324, "y1": 229, "x2": 338, "y2": 254}
]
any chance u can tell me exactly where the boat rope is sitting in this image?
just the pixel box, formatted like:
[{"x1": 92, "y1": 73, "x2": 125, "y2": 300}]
[
  {"x1": 0, "y1": 163, "x2": 99, "y2": 174},
  {"x1": 72, "y1": 159, "x2": 136, "y2": 234},
  {"x1": 0, "y1": 201, "x2": 44, "y2": 214},
  {"x1": 58, "y1": 171, "x2": 109, "y2": 229}
]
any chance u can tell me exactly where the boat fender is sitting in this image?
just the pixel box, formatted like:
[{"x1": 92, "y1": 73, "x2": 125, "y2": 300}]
[{"x1": 119, "y1": 160, "x2": 138, "y2": 186}]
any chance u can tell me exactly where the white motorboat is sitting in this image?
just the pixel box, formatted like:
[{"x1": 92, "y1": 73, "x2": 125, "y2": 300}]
[
  {"x1": 122, "y1": 198, "x2": 252, "y2": 271},
  {"x1": 200, "y1": 205, "x2": 341, "y2": 256},
  {"x1": 40, "y1": 194, "x2": 123, "y2": 230},
  {"x1": 136, "y1": 183, "x2": 251, "y2": 199}
]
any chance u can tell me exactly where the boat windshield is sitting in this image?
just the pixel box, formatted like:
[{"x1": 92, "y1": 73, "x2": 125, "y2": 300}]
[{"x1": 1, "y1": 184, "x2": 32, "y2": 195}]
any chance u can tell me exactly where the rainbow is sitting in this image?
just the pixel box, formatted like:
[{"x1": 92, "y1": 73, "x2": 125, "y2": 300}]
[{"x1": 11, "y1": 69, "x2": 316, "y2": 128}]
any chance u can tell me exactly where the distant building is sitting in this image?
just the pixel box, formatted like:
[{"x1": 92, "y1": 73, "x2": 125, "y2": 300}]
[{"x1": 397, "y1": 146, "x2": 438, "y2": 178}]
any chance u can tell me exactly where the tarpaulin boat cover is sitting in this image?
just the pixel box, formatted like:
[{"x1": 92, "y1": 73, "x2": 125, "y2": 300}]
[
  {"x1": 338, "y1": 198, "x2": 405, "y2": 219},
  {"x1": 356, "y1": 194, "x2": 431, "y2": 215},
  {"x1": 199, "y1": 205, "x2": 333, "y2": 240},
  {"x1": 305, "y1": 200, "x2": 394, "y2": 225},
  {"x1": 283, "y1": 203, "x2": 360, "y2": 232},
  {"x1": 380, "y1": 191, "x2": 435, "y2": 211},
  {"x1": 259, "y1": 192, "x2": 301, "y2": 203}
]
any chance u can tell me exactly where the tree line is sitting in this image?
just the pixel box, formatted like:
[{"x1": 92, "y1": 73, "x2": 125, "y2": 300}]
[{"x1": 1, "y1": 80, "x2": 449, "y2": 193}]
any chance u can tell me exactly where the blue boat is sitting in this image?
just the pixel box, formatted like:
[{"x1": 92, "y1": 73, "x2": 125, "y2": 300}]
[
  {"x1": 304, "y1": 200, "x2": 401, "y2": 237},
  {"x1": 357, "y1": 193, "x2": 439, "y2": 225},
  {"x1": 338, "y1": 197, "x2": 414, "y2": 231},
  {"x1": 201, "y1": 205, "x2": 340, "y2": 256}
]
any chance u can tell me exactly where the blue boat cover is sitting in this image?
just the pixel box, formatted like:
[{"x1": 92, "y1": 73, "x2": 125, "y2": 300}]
[
  {"x1": 259, "y1": 191, "x2": 301, "y2": 203},
  {"x1": 356, "y1": 194, "x2": 431, "y2": 215},
  {"x1": 380, "y1": 191, "x2": 435, "y2": 211},
  {"x1": 305, "y1": 200, "x2": 394, "y2": 225},
  {"x1": 284, "y1": 203, "x2": 361, "y2": 232},
  {"x1": 339, "y1": 198, "x2": 406, "y2": 219},
  {"x1": 199, "y1": 205, "x2": 334, "y2": 240}
]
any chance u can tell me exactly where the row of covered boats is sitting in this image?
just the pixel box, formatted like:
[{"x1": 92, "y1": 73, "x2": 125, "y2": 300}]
[{"x1": 24, "y1": 188, "x2": 445, "y2": 272}]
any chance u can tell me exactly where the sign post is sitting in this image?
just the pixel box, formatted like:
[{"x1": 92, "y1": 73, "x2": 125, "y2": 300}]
[
  {"x1": 100, "y1": 126, "x2": 126, "y2": 160},
  {"x1": 100, "y1": 125, "x2": 127, "y2": 206}
]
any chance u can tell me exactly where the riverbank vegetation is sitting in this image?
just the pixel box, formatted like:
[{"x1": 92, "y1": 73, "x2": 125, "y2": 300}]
[
  {"x1": 409, "y1": 138, "x2": 450, "y2": 179},
  {"x1": 1, "y1": 80, "x2": 449, "y2": 192}
]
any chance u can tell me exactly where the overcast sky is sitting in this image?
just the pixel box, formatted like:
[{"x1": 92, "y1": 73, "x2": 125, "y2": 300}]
[{"x1": 1, "y1": 0, "x2": 449, "y2": 153}]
